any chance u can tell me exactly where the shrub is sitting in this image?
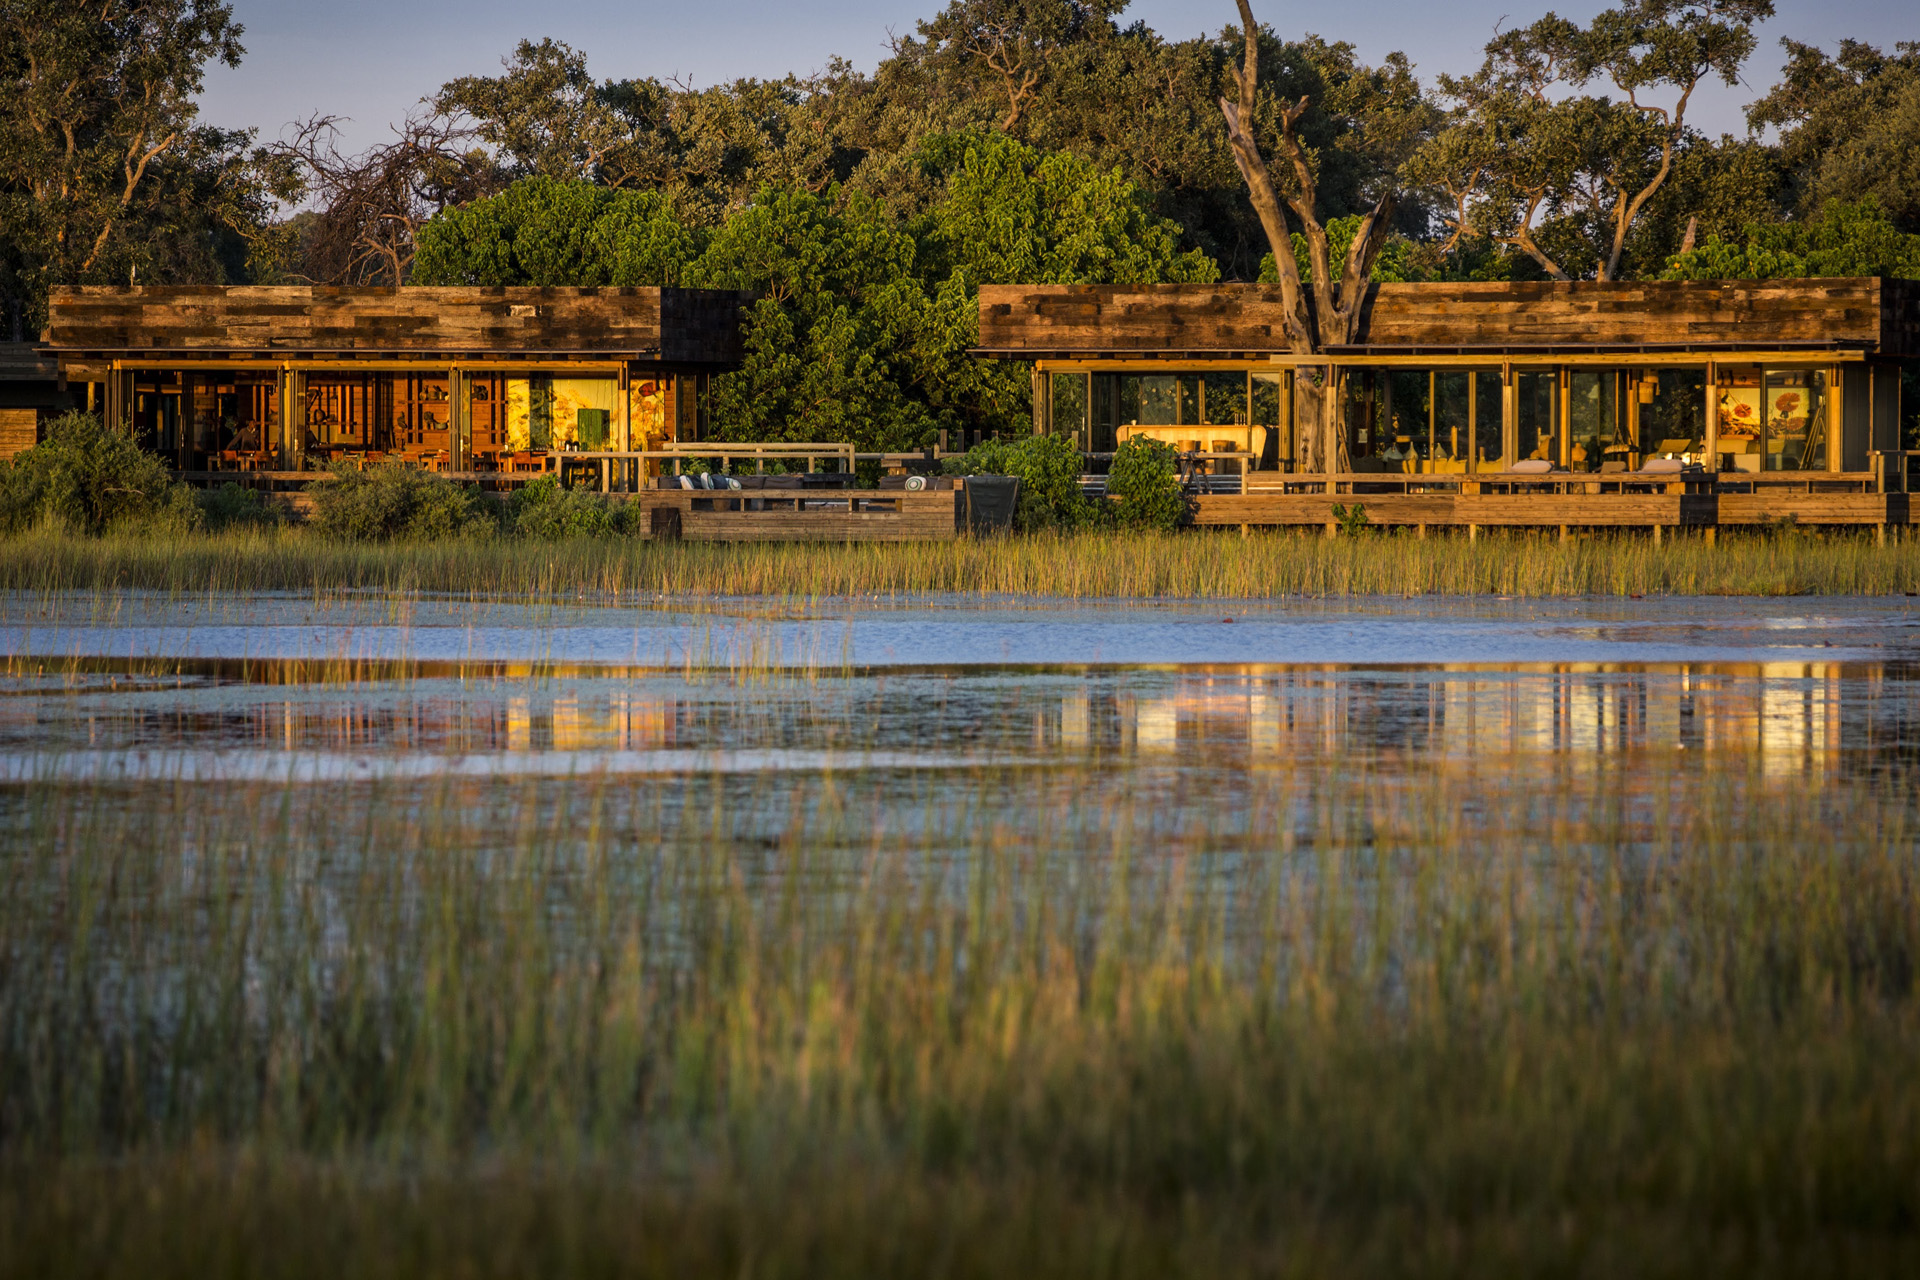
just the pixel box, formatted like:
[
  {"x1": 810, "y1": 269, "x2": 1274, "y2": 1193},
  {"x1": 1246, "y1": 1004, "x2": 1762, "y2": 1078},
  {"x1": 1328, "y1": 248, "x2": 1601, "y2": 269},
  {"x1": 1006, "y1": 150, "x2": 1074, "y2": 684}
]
[
  {"x1": 309, "y1": 463, "x2": 496, "y2": 541},
  {"x1": 0, "y1": 412, "x2": 201, "y2": 536},
  {"x1": 507, "y1": 476, "x2": 640, "y2": 539},
  {"x1": 945, "y1": 433, "x2": 1101, "y2": 530},
  {"x1": 199, "y1": 482, "x2": 287, "y2": 533},
  {"x1": 1107, "y1": 436, "x2": 1185, "y2": 531}
]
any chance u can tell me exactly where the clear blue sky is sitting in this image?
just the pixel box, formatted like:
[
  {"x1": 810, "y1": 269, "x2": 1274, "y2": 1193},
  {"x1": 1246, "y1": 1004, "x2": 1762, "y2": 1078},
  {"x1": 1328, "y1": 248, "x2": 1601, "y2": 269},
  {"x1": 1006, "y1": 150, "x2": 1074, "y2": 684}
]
[{"x1": 195, "y1": 0, "x2": 1918, "y2": 155}]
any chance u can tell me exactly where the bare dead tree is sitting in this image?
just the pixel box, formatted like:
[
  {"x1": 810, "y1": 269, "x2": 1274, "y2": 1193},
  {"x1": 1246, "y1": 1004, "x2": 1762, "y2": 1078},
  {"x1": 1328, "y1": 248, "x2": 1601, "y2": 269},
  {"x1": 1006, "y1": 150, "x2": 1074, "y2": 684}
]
[
  {"x1": 271, "y1": 113, "x2": 504, "y2": 284},
  {"x1": 1216, "y1": 0, "x2": 1398, "y2": 472}
]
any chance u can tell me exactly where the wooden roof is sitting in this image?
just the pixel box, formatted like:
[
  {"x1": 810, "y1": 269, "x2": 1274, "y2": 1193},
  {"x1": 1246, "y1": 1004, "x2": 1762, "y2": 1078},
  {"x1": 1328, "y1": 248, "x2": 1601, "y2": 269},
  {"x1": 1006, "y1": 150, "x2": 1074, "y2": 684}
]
[
  {"x1": 42, "y1": 286, "x2": 750, "y2": 366},
  {"x1": 977, "y1": 279, "x2": 1920, "y2": 359}
]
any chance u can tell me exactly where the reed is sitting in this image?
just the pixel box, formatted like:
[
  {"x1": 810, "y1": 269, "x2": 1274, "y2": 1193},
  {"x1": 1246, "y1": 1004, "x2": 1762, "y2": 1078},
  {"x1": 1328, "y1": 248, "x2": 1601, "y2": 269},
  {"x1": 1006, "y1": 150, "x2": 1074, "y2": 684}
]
[
  {"x1": 1, "y1": 747, "x2": 1916, "y2": 1276},
  {"x1": 0, "y1": 526, "x2": 1916, "y2": 599}
]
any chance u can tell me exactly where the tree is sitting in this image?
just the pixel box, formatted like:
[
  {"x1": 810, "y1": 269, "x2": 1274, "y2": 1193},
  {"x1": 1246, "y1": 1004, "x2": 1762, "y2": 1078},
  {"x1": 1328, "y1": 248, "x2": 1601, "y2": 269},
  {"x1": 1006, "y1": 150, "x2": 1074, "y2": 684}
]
[
  {"x1": 1661, "y1": 199, "x2": 1920, "y2": 280},
  {"x1": 915, "y1": 0, "x2": 1126, "y2": 133},
  {"x1": 689, "y1": 185, "x2": 958, "y2": 452},
  {"x1": 412, "y1": 177, "x2": 699, "y2": 286},
  {"x1": 0, "y1": 0, "x2": 285, "y2": 330},
  {"x1": 1215, "y1": 0, "x2": 1409, "y2": 471},
  {"x1": 1747, "y1": 39, "x2": 1920, "y2": 233},
  {"x1": 271, "y1": 113, "x2": 503, "y2": 284},
  {"x1": 433, "y1": 39, "x2": 635, "y2": 185},
  {"x1": 914, "y1": 131, "x2": 1217, "y2": 286},
  {"x1": 1416, "y1": 1, "x2": 1772, "y2": 283}
]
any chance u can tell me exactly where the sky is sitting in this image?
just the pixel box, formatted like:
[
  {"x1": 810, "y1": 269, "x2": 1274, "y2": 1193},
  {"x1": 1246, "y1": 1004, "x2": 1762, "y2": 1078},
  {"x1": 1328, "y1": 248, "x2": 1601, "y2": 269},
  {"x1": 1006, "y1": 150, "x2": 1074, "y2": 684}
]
[{"x1": 194, "y1": 0, "x2": 1918, "y2": 156}]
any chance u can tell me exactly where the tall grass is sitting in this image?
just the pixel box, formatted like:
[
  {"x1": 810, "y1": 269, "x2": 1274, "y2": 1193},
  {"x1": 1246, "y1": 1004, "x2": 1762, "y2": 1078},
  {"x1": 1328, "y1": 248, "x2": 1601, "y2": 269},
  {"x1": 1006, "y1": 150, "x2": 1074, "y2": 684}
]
[
  {"x1": 2, "y1": 750, "x2": 1917, "y2": 1276},
  {"x1": 0, "y1": 526, "x2": 1916, "y2": 598}
]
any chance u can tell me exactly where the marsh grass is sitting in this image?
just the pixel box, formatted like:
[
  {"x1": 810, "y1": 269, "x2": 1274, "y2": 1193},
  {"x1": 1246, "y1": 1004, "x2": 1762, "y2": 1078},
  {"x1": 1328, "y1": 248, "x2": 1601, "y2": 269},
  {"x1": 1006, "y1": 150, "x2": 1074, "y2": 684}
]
[
  {"x1": 1, "y1": 526, "x2": 1917, "y2": 599},
  {"x1": 1, "y1": 749, "x2": 1917, "y2": 1276}
]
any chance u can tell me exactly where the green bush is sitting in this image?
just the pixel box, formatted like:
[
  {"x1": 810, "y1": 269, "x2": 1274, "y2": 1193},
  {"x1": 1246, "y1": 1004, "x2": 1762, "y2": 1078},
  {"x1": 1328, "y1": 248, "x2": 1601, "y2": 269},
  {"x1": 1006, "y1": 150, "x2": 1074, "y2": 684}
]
[
  {"x1": 308, "y1": 463, "x2": 496, "y2": 541},
  {"x1": 945, "y1": 433, "x2": 1101, "y2": 531},
  {"x1": 1107, "y1": 436, "x2": 1185, "y2": 531},
  {"x1": 199, "y1": 482, "x2": 287, "y2": 533},
  {"x1": 0, "y1": 412, "x2": 201, "y2": 536},
  {"x1": 506, "y1": 476, "x2": 641, "y2": 539}
]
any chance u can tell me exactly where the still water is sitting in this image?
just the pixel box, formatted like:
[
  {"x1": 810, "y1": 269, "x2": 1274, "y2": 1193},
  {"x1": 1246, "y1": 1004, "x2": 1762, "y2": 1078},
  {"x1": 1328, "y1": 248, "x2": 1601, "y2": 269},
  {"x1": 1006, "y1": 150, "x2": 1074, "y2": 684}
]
[{"x1": 1, "y1": 592, "x2": 1917, "y2": 787}]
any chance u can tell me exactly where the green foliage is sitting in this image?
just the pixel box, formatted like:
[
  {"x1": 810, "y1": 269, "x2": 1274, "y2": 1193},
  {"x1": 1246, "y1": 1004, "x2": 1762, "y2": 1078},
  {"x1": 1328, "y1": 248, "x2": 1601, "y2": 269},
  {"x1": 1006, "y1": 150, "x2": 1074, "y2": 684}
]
[
  {"x1": 943, "y1": 432, "x2": 1101, "y2": 530},
  {"x1": 1106, "y1": 436, "x2": 1184, "y2": 531},
  {"x1": 1417, "y1": 1, "x2": 1777, "y2": 281},
  {"x1": 0, "y1": 1, "x2": 286, "y2": 329},
  {"x1": 412, "y1": 177, "x2": 699, "y2": 285},
  {"x1": 1748, "y1": 39, "x2": 1920, "y2": 233},
  {"x1": 0, "y1": 412, "x2": 201, "y2": 536},
  {"x1": 690, "y1": 185, "x2": 960, "y2": 452},
  {"x1": 1662, "y1": 199, "x2": 1920, "y2": 280},
  {"x1": 308, "y1": 464, "x2": 496, "y2": 542},
  {"x1": 198, "y1": 482, "x2": 286, "y2": 532},
  {"x1": 1332, "y1": 502, "x2": 1373, "y2": 536},
  {"x1": 916, "y1": 131, "x2": 1218, "y2": 286},
  {"x1": 1260, "y1": 215, "x2": 1424, "y2": 284},
  {"x1": 506, "y1": 476, "x2": 641, "y2": 538}
]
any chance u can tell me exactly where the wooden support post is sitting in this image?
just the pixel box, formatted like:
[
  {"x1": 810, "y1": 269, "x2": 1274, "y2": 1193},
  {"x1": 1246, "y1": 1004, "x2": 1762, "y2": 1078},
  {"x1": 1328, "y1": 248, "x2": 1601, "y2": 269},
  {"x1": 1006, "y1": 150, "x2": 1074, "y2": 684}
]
[
  {"x1": 1240, "y1": 523, "x2": 1250, "y2": 539},
  {"x1": 1417, "y1": 523, "x2": 1427, "y2": 540},
  {"x1": 1326, "y1": 520, "x2": 1337, "y2": 539},
  {"x1": 1468, "y1": 524, "x2": 1479, "y2": 543},
  {"x1": 1653, "y1": 523, "x2": 1663, "y2": 547},
  {"x1": 1876, "y1": 523, "x2": 1887, "y2": 548},
  {"x1": 1559, "y1": 524, "x2": 1570, "y2": 544},
  {"x1": 1705, "y1": 527, "x2": 1716, "y2": 548},
  {"x1": 1704, "y1": 360, "x2": 1719, "y2": 472}
]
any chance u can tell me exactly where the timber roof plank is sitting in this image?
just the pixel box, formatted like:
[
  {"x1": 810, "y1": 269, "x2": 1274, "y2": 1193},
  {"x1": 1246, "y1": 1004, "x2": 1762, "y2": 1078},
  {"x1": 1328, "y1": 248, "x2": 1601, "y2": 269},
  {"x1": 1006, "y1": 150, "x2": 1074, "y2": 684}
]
[{"x1": 979, "y1": 280, "x2": 1917, "y2": 357}]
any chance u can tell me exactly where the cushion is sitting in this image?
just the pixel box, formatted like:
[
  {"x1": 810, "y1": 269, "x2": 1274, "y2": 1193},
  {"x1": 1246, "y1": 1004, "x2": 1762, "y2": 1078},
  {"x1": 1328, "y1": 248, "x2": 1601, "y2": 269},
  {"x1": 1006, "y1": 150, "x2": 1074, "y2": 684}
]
[
  {"x1": 1640, "y1": 457, "x2": 1684, "y2": 473},
  {"x1": 1511, "y1": 459, "x2": 1554, "y2": 474},
  {"x1": 677, "y1": 474, "x2": 695, "y2": 489}
]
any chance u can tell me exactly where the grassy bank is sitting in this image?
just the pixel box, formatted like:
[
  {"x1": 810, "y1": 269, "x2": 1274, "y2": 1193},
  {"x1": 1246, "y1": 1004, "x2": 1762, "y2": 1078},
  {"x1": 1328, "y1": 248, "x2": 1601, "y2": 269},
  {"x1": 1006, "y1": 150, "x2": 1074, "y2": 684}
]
[
  {"x1": 1, "y1": 525, "x2": 1918, "y2": 598},
  {"x1": 2, "y1": 754, "x2": 1917, "y2": 1276}
]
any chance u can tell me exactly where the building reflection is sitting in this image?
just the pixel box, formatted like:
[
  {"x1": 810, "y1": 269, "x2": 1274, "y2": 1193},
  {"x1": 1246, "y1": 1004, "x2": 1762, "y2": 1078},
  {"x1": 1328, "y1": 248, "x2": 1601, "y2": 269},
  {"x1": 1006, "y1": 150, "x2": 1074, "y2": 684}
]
[
  {"x1": 1090, "y1": 662, "x2": 1884, "y2": 779},
  {"x1": 0, "y1": 662, "x2": 1907, "y2": 781}
]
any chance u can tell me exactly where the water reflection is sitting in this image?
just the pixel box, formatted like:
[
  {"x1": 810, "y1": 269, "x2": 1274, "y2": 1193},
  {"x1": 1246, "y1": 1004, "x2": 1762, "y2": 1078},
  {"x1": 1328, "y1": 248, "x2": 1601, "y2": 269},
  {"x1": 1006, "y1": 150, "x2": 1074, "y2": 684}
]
[{"x1": 0, "y1": 658, "x2": 1911, "y2": 783}]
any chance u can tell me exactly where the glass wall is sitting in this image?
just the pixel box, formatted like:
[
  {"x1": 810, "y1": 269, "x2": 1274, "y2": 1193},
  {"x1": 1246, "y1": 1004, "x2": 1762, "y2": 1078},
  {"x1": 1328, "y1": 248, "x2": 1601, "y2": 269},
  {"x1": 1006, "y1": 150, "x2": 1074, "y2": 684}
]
[
  {"x1": 1086, "y1": 370, "x2": 1274, "y2": 467},
  {"x1": 1567, "y1": 370, "x2": 1625, "y2": 472},
  {"x1": 130, "y1": 371, "x2": 278, "y2": 470},
  {"x1": 1717, "y1": 365, "x2": 1829, "y2": 472},
  {"x1": 1516, "y1": 370, "x2": 1560, "y2": 464},
  {"x1": 1640, "y1": 368, "x2": 1708, "y2": 460}
]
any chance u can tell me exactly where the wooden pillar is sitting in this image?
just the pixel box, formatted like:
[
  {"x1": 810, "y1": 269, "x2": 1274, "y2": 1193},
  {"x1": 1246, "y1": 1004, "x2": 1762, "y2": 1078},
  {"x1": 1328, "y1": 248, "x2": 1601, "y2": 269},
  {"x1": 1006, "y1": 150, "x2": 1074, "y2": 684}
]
[
  {"x1": 1704, "y1": 360, "x2": 1719, "y2": 471},
  {"x1": 1557, "y1": 368, "x2": 1571, "y2": 470},
  {"x1": 1653, "y1": 523, "x2": 1663, "y2": 547},
  {"x1": 1826, "y1": 364, "x2": 1843, "y2": 474},
  {"x1": 615, "y1": 365, "x2": 632, "y2": 454},
  {"x1": 280, "y1": 367, "x2": 305, "y2": 470},
  {"x1": 1501, "y1": 363, "x2": 1517, "y2": 469},
  {"x1": 1468, "y1": 524, "x2": 1479, "y2": 543},
  {"x1": 1323, "y1": 365, "x2": 1339, "y2": 485},
  {"x1": 104, "y1": 366, "x2": 130, "y2": 434},
  {"x1": 1031, "y1": 366, "x2": 1049, "y2": 436},
  {"x1": 448, "y1": 366, "x2": 469, "y2": 473},
  {"x1": 1467, "y1": 372, "x2": 1478, "y2": 471},
  {"x1": 1082, "y1": 371, "x2": 1093, "y2": 454}
]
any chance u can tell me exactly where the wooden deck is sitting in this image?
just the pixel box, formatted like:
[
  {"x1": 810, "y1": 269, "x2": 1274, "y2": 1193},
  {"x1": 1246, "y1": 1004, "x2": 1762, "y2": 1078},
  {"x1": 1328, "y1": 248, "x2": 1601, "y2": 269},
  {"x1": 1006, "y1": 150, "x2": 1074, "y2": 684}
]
[{"x1": 636, "y1": 489, "x2": 962, "y2": 542}]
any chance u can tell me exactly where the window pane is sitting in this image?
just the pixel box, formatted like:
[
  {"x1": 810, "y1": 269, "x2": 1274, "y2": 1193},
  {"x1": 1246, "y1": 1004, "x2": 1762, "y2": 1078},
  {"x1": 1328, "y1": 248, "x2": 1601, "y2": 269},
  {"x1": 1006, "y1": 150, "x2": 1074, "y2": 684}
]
[
  {"x1": 1644, "y1": 369, "x2": 1707, "y2": 459},
  {"x1": 1204, "y1": 373, "x2": 1247, "y2": 425},
  {"x1": 1765, "y1": 368, "x2": 1827, "y2": 472},
  {"x1": 1517, "y1": 371, "x2": 1559, "y2": 464}
]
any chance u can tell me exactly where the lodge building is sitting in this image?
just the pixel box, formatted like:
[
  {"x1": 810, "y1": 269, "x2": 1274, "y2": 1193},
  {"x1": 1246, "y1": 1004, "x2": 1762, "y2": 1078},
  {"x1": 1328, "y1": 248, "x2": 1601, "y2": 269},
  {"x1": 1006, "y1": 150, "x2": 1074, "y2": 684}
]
[
  {"x1": 978, "y1": 278, "x2": 1919, "y2": 532},
  {"x1": 4, "y1": 279, "x2": 1918, "y2": 535},
  {"x1": 20, "y1": 285, "x2": 750, "y2": 477}
]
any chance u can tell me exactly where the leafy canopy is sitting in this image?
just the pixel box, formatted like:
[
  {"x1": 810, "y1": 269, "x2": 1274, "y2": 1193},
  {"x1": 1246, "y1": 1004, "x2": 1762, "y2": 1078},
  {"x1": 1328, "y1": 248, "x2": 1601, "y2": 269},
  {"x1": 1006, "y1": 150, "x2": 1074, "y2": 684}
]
[{"x1": 1662, "y1": 199, "x2": 1920, "y2": 280}]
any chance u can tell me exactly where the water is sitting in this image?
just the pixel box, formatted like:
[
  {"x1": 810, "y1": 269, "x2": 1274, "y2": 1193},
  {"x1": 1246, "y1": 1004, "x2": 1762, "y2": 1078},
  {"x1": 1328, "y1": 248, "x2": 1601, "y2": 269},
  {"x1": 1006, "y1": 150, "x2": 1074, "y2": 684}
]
[{"x1": 2, "y1": 592, "x2": 1917, "y2": 787}]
